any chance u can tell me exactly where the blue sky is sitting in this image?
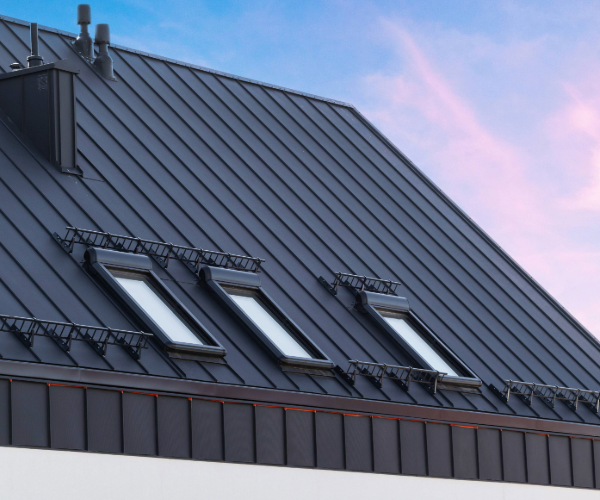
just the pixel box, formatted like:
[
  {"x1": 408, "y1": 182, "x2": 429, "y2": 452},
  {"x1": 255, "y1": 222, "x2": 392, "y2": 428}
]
[{"x1": 3, "y1": 1, "x2": 600, "y2": 335}]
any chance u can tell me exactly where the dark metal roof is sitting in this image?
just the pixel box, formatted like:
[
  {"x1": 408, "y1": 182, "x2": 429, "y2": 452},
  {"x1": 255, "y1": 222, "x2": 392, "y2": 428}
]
[{"x1": 0, "y1": 15, "x2": 599, "y2": 425}]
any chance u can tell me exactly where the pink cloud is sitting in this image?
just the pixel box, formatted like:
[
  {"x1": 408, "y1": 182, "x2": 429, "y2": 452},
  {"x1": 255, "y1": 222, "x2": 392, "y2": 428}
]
[{"x1": 360, "y1": 21, "x2": 600, "y2": 337}]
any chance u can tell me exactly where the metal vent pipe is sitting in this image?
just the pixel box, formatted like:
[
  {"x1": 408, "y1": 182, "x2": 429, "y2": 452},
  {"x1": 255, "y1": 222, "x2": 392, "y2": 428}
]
[
  {"x1": 73, "y1": 4, "x2": 94, "y2": 59},
  {"x1": 27, "y1": 23, "x2": 44, "y2": 67},
  {"x1": 93, "y1": 23, "x2": 115, "y2": 80}
]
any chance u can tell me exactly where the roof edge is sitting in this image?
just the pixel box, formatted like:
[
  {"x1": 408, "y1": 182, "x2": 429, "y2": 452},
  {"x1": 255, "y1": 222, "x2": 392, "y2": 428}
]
[
  {"x1": 350, "y1": 107, "x2": 600, "y2": 351},
  {"x1": 0, "y1": 14, "x2": 354, "y2": 108},
  {"x1": 2, "y1": 362, "x2": 600, "y2": 437}
]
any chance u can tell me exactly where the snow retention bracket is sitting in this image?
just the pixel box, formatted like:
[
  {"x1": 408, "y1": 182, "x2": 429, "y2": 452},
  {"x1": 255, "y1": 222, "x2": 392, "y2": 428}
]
[
  {"x1": 489, "y1": 380, "x2": 600, "y2": 414},
  {"x1": 53, "y1": 227, "x2": 264, "y2": 273},
  {"x1": 319, "y1": 272, "x2": 401, "y2": 297},
  {"x1": 336, "y1": 359, "x2": 444, "y2": 394},
  {"x1": 0, "y1": 314, "x2": 152, "y2": 360}
]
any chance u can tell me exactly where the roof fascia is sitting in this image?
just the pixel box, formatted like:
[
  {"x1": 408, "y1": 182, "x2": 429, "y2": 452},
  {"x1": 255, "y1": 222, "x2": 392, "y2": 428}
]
[{"x1": 1, "y1": 358, "x2": 599, "y2": 438}]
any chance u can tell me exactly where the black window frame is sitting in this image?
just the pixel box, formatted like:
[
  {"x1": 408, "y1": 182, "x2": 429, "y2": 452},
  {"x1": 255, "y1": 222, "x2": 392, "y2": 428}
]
[
  {"x1": 358, "y1": 291, "x2": 480, "y2": 387},
  {"x1": 201, "y1": 266, "x2": 333, "y2": 370},
  {"x1": 85, "y1": 247, "x2": 226, "y2": 358}
]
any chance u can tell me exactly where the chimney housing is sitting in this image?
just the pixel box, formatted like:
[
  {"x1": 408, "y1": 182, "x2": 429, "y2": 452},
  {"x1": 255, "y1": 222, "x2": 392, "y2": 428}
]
[{"x1": 0, "y1": 23, "x2": 81, "y2": 175}]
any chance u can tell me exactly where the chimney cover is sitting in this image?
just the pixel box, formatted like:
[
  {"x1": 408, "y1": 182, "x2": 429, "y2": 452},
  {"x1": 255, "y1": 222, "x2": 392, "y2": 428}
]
[
  {"x1": 95, "y1": 24, "x2": 110, "y2": 44},
  {"x1": 77, "y1": 4, "x2": 91, "y2": 25}
]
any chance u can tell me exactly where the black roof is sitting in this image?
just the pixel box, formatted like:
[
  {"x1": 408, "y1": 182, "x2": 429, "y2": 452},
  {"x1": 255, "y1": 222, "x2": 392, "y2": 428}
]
[{"x1": 0, "y1": 15, "x2": 599, "y2": 425}]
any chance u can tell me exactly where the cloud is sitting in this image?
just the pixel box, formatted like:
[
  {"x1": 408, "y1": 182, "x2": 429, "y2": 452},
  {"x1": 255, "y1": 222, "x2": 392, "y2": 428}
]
[{"x1": 359, "y1": 18, "x2": 600, "y2": 337}]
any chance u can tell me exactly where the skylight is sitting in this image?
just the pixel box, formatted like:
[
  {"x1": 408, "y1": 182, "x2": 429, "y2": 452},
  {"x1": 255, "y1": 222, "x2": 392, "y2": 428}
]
[
  {"x1": 227, "y1": 291, "x2": 313, "y2": 359},
  {"x1": 380, "y1": 313, "x2": 458, "y2": 376},
  {"x1": 84, "y1": 247, "x2": 226, "y2": 358},
  {"x1": 351, "y1": 287, "x2": 479, "y2": 385},
  {"x1": 114, "y1": 275, "x2": 203, "y2": 346},
  {"x1": 201, "y1": 265, "x2": 333, "y2": 370}
]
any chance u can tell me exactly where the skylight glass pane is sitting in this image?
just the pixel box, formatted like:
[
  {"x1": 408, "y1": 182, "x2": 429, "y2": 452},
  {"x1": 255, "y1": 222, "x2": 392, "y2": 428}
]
[
  {"x1": 382, "y1": 316, "x2": 458, "y2": 376},
  {"x1": 115, "y1": 276, "x2": 203, "y2": 346},
  {"x1": 228, "y1": 293, "x2": 313, "y2": 359}
]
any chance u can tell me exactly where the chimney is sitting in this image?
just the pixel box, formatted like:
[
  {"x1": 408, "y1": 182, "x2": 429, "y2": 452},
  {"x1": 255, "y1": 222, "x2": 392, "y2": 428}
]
[
  {"x1": 0, "y1": 24, "x2": 81, "y2": 175},
  {"x1": 73, "y1": 4, "x2": 93, "y2": 59},
  {"x1": 93, "y1": 24, "x2": 115, "y2": 80},
  {"x1": 27, "y1": 23, "x2": 44, "y2": 68}
]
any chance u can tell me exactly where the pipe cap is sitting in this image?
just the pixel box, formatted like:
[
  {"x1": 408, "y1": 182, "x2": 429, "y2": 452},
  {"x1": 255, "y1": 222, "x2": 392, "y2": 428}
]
[
  {"x1": 95, "y1": 23, "x2": 110, "y2": 44},
  {"x1": 77, "y1": 4, "x2": 91, "y2": 25}
]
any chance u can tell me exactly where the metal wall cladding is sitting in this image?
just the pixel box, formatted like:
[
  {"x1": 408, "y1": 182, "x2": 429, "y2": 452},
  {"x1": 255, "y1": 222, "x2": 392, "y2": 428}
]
[{"x1": 2, "y1": 379, "x2": 596, "y2": 490}]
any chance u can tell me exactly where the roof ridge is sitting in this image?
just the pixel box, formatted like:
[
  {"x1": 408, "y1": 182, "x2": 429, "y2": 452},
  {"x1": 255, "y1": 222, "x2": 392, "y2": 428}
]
[{"x1": 0, "y1": 13, "x2": 354, "y2": 108}]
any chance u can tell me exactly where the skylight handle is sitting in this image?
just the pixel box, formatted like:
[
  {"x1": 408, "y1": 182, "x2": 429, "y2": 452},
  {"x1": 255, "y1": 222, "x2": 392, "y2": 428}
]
[
  {"x1": 74, "y1": 5, "x2": 94, "y2": 59},
  {"x1": 27, "y1": 23, "x2": 44, "y2": 68},
  {"x1": 94, "y1": 24, "x2": 115, "y2": 80}
]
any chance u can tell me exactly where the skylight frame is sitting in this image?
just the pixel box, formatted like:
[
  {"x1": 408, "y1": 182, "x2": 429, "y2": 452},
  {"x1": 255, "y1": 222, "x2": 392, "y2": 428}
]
[
  {"x1": 201, "y1": 266, "x2": 334, "y2": 371},
  {"x1": 85, "y1": 247, "x2": 226, "y2": 358},
  {"x1": 357, "y1": 291, "x2": 480, "y2": 387}
]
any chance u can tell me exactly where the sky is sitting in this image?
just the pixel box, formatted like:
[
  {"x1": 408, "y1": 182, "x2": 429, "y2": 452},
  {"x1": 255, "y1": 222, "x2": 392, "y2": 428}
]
[{"x1": 3, "y1": 1, "x2": 600, "y2": 336}]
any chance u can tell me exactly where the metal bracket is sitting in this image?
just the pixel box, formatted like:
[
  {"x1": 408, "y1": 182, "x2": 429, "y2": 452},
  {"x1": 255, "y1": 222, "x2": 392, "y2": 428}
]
[
  {"x1": 336, "y1": 360, "x2": 444, "y2": 393},
  {"x1": 320, "y1": 272, "x2": 401, "y2": 296},
  {"x1": 490, "y1": 380, "x2": 600, "y2": 414},
  {"x1": 0, "y1": 315, "x2": 152, "y2": 360},
  {"x1": 54, "y1": 227, "x2": 263, "y2": 274}
]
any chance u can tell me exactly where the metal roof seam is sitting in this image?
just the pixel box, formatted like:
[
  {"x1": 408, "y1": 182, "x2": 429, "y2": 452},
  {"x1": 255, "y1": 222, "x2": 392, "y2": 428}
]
[
  {"x1": 69, "y1": 44, "x2": 588, "y2": 404},
  {"x1": 321, "y1": 101, "x2": 600, "y2": 380}
]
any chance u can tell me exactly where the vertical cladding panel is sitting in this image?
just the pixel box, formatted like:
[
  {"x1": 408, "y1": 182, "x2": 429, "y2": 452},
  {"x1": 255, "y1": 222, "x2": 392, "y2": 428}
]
[
  {"x1": 224, "y1": 403, "x2": 255, "y2": 463},
  {"x1": 344, "y1": 415, "x2": 372, "y2": 472},
  {"x1": 316, "y1": 412, "x2": 345, "y2": 470},
  {"x1": 452, "y1": 426, "x2": 478, "y2": 480},
  {"x1": 191, "y1": 399, "x2": 223, "y2": 461},
  {"x1": 426, "y1": 423, "x2": 453, "y2": 478},
  {"x1": 49, "y1": 385, "x2": 86, "y2": 450},
  {"x1": 372, "y1": 417, "x2": 400, "y2": 474},
  {"x1": 594, "y1": 441, "x2": 600, "y2": 489},
  {"x1": 11, "y1": 381, "x2": 49, "y2": 447},
  {"x1": 0, "y1": 379, "x2": 10, "y2": 445},
  {"x1": 525, "y1": 433, "x2": 550, "y2": 485},
  {"x1": 571, "y1": 438, "x2": 594, "y2": 489},
  {"x1": 400, "y1": 420, "x2": 427, "y2": 476},
  {"x1": 502, "y1": 431, "x2": 527, "y2": 483},
  {"x1": 157, "y1": 396, "x2": 190, "y2": 459},
  {"x1": 477, "y1": 428, "x2": 502, "y2": 481},
  {"x1": 255, "y1": 406, "x2": 285, "y2": 465},
  {"x1": 123, "y1": 392, "x2": 157, "y2": 456},
  {"x1": 548, "y1": 435, "x2": 572, "y2": 487},
  {"x1": 87, "y1": 389, "x2": 122, "y2": 453},
  {"x1": 57, "y1": 71, "x2": 75, "y2": 169},
  {"x1": 286, "y1": 409, "x2": 315, "y2": 467}
]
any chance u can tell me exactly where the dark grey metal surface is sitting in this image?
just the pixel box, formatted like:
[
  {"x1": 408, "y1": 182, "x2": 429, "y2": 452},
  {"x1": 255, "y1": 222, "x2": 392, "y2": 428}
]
[
  {"x1": 255, "y1": 405, "x2": 285, "y2": 465},
  {"x1": 0, "y1": 15, "x2": 598, "y2": 428},
  {"x1": 123, "y1": 392, "x2": 157, "y2": 456},
  {"x1": 49, "y1": 385, "x2": 86, "y2": 450},
  {"x1": 157, "y1": 396, "x2": 191, "y2": 458},
  {"x1": 1, "y1": 378, "x2": 599, "y2": 489}
]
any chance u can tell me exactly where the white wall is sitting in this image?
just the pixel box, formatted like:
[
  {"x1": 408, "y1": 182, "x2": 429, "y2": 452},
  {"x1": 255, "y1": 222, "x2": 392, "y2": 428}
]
[{"x1": 0, "y1": 446, "x2": 593, "y2": 499}]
